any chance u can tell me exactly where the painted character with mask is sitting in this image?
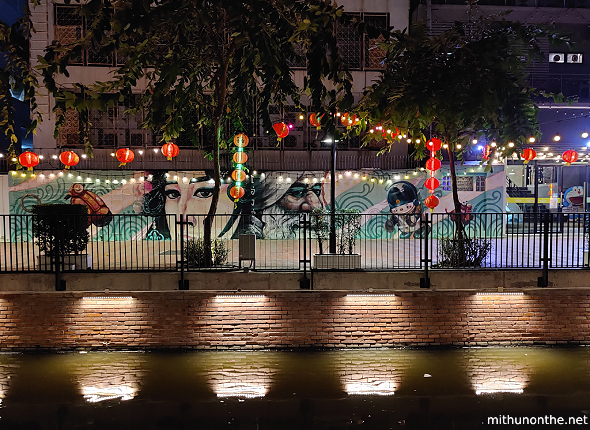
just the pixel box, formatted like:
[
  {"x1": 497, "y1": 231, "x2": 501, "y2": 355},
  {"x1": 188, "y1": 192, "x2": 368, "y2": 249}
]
[{"x1": 384, "y1": 181, "x2": 423, "y2": 238}]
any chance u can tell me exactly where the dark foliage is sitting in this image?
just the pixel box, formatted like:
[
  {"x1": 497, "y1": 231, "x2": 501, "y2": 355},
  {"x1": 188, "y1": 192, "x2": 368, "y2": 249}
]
[{"x1": 32, "y1": 204, "x2": 89, "y2": 256}]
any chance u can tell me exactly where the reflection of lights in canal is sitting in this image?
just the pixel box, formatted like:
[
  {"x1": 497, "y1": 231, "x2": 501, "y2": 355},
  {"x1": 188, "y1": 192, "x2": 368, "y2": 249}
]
[
  {"x1": 0, "y1": 362, "x2": 19, "y2": 407},
  {"x1": 467, "y1": 349, "x2": 530, "y2": 396},
  {"x1": 335, "y1": 351, "x2": 409, "y2": 397},
  {"x1": 82, "y1": 385, "x2": 136, "y2": 403},
  {"x1": 214, "y1": 384, "x2": 267, "y2": 399},
  {"x1": 346, "y1": 381, "x2": 396, "y2": 396},
  {"x1": 74, "y1": 354, "x2": 144, "y2": 404},
  {"x1": 205, "y1": 352, "x2": 277, "y2": 399}
]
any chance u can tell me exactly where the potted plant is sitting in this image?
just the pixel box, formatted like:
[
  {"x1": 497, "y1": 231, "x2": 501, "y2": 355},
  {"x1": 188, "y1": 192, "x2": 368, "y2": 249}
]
[
  {"x1": 312, "y1": 208, "x2": 362, "y2": 269},
  {"x1": 33, "y1": 204, "x2": 92, "y2": 270}
]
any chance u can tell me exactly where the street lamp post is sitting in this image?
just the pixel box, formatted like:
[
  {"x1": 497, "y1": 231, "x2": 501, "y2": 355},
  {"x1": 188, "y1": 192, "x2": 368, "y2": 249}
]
[{"x1": 330, "y1": 137, "x2": 337, "y2": 253}]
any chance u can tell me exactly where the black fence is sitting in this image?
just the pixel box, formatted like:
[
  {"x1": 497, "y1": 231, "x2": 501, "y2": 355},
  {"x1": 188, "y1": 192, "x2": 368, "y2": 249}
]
[{"x1": 0, "y1": 212, "x2": 588, "y2": 274}]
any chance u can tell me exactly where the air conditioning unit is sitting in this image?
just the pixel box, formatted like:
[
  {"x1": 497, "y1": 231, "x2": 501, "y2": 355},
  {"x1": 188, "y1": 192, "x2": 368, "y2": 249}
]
[
  {"x1": 568, "y1": 53, "x2": 583, "y2": 64},
  {"x1": 549, "y1": 53, "x2": 565, "y2": 63}
]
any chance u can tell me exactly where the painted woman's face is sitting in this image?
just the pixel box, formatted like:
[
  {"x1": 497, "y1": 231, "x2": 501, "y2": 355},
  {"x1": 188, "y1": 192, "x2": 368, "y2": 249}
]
[{"x1": 164, "y1": 177, "x2": 234, "y2": 238}]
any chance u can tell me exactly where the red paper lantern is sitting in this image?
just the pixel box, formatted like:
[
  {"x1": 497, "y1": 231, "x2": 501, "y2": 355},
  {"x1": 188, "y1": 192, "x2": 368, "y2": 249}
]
[
  {"x1": 424, "y1": 177, "x2": 440, "y2": 190},
  {"x1": 341, "y1": 113, "x2": 359, "y2": 128},
  {"x1": 562, "y1": 150, "x2": 578, "y2": 166},
  {"x1": 482, "y1": 145, "x2": 492, "y2": 160},
  {"x1": 231, "y1": 169, "x2": 246, "y2": 182},
  {"x1": 116, "y1": 148, "x2": 135, "y2": 165},
  {"x1": 426, "y1": 138, "x2": 442, "y2": 152},
  {"x1": 273, "y1": 122, "x2": 289, "y2": 141},
  {"x1": 424, "y1": 195, "x2": 439, "y2": 210},
  {"x1": 230, "y1": 185, "x2": 245, "y2": 200},
  {"x1": 19, "y1": 151, "x2": 39, "y2": 170},
  {"x1": 59, "y1": 151, "x2": 79, "y2": 169},
  {"x1": 309, "y1": 113, "x2": 323, "y2": 130},
  {"x1": 233, "y1": 151, "x2": 248, "y2": 164},
  {"x1": 233, "y1": 133, "x2": 249, "y2": 148},
  {"x1": 425, "y1": 157, "x2": 441, "y2": 171},
  {"x1": 161, "y1": 142, "x2": 179, "y2": 161},
  {"x1": 522, "y1": 148, "x2": 536, "y2": 164}
]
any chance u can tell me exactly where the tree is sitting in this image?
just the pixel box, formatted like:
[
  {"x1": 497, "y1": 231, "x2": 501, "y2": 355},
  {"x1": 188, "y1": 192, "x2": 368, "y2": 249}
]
[
  {"x1": 39, "y1": 0, "x2": 358, "y2": 265},
  {"x1": 359, "y1": 15, "x2": 568, "y2": 254},
  {"x1": 0, "y1": 0, "x2": 41, "y2": 166}
]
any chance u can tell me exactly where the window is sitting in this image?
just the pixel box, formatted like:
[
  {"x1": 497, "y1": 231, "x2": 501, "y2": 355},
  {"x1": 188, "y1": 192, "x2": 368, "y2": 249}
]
[
  {"x1": 57, "y1": 94, "x2": 153, "y2": 148},
  {"x1": 442, "y1": 175, "x2": 451, "y2": 191},
  {"x1": 476, "y1": 176, "x2": 486, "y2": 192},
  {"x1": 54, "y1": 5, "x2": 125, "y2": 66},
  {"x1": 88, "y1": 95, "x2": 153, "y2": 147}
]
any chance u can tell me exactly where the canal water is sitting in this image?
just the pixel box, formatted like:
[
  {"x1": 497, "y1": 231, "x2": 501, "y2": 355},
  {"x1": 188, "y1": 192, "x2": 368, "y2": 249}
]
[{"x1": 0, "y1": 347, "x2": 589, "y2": 429}]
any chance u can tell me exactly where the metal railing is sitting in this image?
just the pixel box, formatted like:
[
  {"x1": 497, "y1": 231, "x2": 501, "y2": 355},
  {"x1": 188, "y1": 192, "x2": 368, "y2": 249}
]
[{"x1": 0, "y1": 212, "x2": 588, "y2": 274}]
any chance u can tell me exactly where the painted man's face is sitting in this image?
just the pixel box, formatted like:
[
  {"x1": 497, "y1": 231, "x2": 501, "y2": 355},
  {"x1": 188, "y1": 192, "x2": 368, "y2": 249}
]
[{"x1": 279, "y1": 182, "x2": 323, "y2": 212}]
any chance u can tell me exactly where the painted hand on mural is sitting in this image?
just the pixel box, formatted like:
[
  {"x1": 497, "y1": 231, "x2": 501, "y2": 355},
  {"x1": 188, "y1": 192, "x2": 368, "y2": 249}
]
[{"x1": 66, "y1": 183, "x2": 113, "y2": 227}]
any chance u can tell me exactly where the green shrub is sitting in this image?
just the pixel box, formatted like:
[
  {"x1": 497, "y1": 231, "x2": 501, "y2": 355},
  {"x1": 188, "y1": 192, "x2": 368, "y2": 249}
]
[
  {"x1": 32, "y1": 204, "x2": 89, "y2": 256},
  {"x1": 436, "y1": 237, "x2": 492, "y2": 268},
  {"x1": 311, "y1": 208, "x2": 361, "y2": 255},
  {"x1": 311, "y1": 208, "x2": 329, "y2": 254},
  {"x1": 185, "y1": 238, "x2": 230, "y2": 268}
]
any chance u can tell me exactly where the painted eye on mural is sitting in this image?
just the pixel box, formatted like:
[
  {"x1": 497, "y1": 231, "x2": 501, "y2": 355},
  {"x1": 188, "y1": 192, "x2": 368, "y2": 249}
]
[
  {"x1": 165, "y1": 189, "x2": 181, "y2": 200},
  {"x1": 194, "y1": 188, "x2": 214, "y2": 199}
]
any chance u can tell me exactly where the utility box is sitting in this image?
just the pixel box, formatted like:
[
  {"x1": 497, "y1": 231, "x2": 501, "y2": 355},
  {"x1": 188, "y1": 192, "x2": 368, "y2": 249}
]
[{"x1": 239, "y1": 234, "x2": 256, "y2": 268}]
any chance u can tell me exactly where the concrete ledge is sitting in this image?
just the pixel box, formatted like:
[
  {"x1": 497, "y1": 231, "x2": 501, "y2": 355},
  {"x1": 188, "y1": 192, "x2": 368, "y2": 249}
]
[{"x1": 0, "y1": 268, "x2": 589, "y2": 292}]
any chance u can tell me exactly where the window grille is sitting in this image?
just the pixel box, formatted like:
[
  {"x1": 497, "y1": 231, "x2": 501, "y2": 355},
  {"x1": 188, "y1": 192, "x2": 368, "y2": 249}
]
[
  {"x1": 56, "y1": 108, "x2": 81, "y2": 147},
  {"x1": 335, "y1": 13, "x2": 388, "y2": 71},
  {"x1": 54, "y1": 5, "x2": 121, "y2": 66},
  {"x1": 476, "y1": 176, "x2": 486, "y2": 192},
  {"x1": 364, "y1": 14, "x2": 388, "y2": 70},
  {"x1": 336, "y1": 13, "x2": 362, "y2": 70},
  {"x1": 84, "y1": 94, "x2": 153, "y2": 148}
]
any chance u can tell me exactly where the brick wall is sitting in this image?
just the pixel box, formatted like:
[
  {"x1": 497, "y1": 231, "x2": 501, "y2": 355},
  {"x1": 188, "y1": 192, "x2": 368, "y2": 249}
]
[{"x1": 1, "y1": 290, "x2": 589, "y2": 350}]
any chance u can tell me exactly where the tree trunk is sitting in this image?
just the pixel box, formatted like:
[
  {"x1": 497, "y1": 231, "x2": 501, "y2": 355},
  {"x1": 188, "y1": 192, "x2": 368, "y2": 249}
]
[
  {"x1": 446, "y1": 141, "x2": 467, "y2": 264},
  {"x1": 203, "y1": 121, "x2": 222, "y2": 267},
  {"x1": 203, "y1": 59, "x2": 229, "y2": 267}
]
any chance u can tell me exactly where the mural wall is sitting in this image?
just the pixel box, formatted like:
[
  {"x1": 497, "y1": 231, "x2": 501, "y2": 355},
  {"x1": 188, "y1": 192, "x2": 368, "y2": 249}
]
[{"x1": 7, "y1": 166, "x2": 505, "y2": 241}]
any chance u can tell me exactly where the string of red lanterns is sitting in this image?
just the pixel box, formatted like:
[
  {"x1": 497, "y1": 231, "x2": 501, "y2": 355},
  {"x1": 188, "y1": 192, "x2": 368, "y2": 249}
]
[
  {"x1": 230, "y1": 133, "x2": 249, "y2": 200},
  {"x1": 424, "y1": 138, "x2": 442, "y2": 211}
]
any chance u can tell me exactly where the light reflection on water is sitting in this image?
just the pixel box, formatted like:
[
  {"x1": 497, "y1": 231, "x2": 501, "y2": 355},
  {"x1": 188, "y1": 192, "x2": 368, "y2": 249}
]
[{"x1": 0, "y1": 348, "x2": 588, "y2": 428}]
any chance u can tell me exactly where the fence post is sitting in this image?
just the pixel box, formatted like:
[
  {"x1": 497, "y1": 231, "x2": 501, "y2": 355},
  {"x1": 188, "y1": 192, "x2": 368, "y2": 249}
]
[
  {"x1": 177, "y1": 214, "x2": 189, "y2": 290},
  {"x1": 420, "y1": 212, "x2": 431, "y2": 289},
  {"x1": 54, "y1": 234, "x2": 65, "y2": 291},
  {"x1": 299, "y1": 213, "x2": 311, "y2": 289},
  {"x1": 538, "y1": 212, "x2": 550, "y2": 288}
]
